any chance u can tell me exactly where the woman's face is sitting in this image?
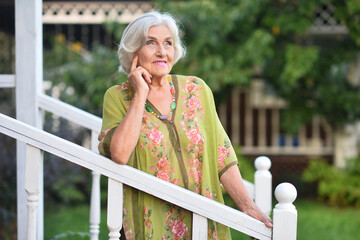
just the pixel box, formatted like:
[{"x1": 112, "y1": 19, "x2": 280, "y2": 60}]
[{"x1": 136, "y1": 25, "x2": 175, "y2": 79}]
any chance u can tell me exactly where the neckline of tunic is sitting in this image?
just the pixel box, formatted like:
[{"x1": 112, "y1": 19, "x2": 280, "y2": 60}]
[{"x1": 145, "y1": 75, "x2": 179, "y2": 124}]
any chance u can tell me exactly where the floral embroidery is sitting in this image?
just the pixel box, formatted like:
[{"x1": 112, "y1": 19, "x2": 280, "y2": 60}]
[
  {"x1": 99, "y1": 76, "x2": 234, "y2": 239},
  {"x1": 187, "y1": 158, "x2": 202, "y2": 193},
  {"x1": 148, "y1": 129, "x2": 165, "y2": 145},
  {"x1": 163, "y1": 204, "x2": 190, "y2": 239},
  {"x1": 217, "y1": 146, "x2": 228, "y2": 168},
  {"x1": 144, "y1": 206, "x2": 154, "y2": 239},
  {"x1": 186, "y1": 128, "x2": 202, "y2": 145},
  {"x1": 203, "y1": 184, "x2": 218, "y2": 201},
  {"x1": 217, "y1": 139, "x2": 235, "y2": 171},
  {"x1": 171, "y1": 220, "x2": 188, "y2": 239},
  {"x1": 141, "y1": 112, "x2": 179, "y2": 185},
  {"x1": 123, "y1": 187, "x2": 135, "y2": 240},
  {"x1": 180, "y1": 77, "x2": 206, "y2": 193},
  {"x1": 208, "y1": 220, "x2": 218, "y2": 240},
  {"x1": 98, "y1": 128, "x2": 110, "y2": 141}
]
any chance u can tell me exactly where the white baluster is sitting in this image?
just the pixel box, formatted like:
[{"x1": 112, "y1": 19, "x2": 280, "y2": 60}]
[
  {"x1": 254, "y1": 156, "x2": 272, "y2": 216},
  {"x1": 273, "y1": 183, "x2": 297, "y2": 240},
  {"x1": 90, "y1": 130, "x2": 101, "y2": 240},
  {"x1": 25, "y1": 144, "x2": 42, "y2": 240},
  {"x1": 192, "y1": 213, "x2": 207, "y2": 240},
  {"x1": 107, "y1": 178, "x2": 123, "y2": 240},
  {"x1": 90, "y1": 172, "x2": 101, "y2": 240}
]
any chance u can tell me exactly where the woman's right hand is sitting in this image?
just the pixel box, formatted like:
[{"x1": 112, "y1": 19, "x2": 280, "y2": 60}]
[{"x1": 127, "y1": 55, "x2": 152, "y2": 96}]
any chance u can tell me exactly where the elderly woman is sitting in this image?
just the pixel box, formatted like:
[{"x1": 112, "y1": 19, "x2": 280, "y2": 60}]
[{"x1": 98, "y1": 11, "x2": 272, "y2": 239}]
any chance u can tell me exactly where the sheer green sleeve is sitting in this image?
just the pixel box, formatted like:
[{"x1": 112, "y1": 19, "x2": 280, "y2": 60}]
[
  {"x1": 98, "y1": 85, "x2": 129, "y2": 158},
  {"x1": 202, "y1": 82, "x2": 238, "y2": 177}
]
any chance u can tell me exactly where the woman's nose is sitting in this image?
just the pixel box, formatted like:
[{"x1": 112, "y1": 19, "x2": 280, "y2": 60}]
[{"x1": 156, "y1": 45, "x2": 166, "y2": 56}]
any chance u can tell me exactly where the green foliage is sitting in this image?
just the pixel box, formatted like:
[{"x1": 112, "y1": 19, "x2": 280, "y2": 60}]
[
  {"x1": 50, "y1": 232, "x2": 90, "y2": 240},
  {"x1": 302, "y1": 158, "x2": 360, "y2": 207},
  {"x1": 43, "y1": 0, "x2": 360, "y2": 132},
  {"x1": 234, "y1": 146, "x2": 255, "y2": 182},
  {"x1": 153, "y1": 0, "x2": 360, "y2": 133},
  {"x1": 44, "y1": 35, "x2": 126, "y2": 117}
]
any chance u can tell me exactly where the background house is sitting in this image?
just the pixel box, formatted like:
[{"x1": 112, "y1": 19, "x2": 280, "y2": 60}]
[{"x1": 1, "y1": 1, "x2": 360, "y2": 187}]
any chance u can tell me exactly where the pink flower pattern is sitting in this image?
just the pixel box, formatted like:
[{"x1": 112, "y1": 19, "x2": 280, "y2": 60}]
[
  {"x1": 163, "y1": 204, "x2": 190, "y2": 239},
  {"x1": 218, "y1": 145, "x2": 228, "y2": 168},
  {"x1": 171, "y1": 220, "x2": 188, "y2": 239},
  {"x1": 99, "y1": 77, "x2": 234, "y2": 239},
  {"x1": 148, "y1": 129, "x2": 164, "y2": 145},
  {"x1": 181, "y1": 77, "x2": 206, "y2": 193}
]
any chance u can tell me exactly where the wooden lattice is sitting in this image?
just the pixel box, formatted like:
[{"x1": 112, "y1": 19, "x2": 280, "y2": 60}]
[{"x1": 42, "y1": 1, "x2": 154, "y2": 24}]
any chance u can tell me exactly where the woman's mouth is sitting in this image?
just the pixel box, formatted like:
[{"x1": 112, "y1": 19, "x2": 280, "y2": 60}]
[{"x1": 154, "y1": 60, "x2": 167, "y2": 66}]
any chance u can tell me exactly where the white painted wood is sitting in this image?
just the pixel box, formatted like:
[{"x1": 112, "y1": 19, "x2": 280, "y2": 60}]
[
  {"x1": 38, "y1": 93, "x2": 102, "y2": 132},
  {"x1": 0, "y1": 74, "x2": 16, "y2": 88},
  {"x1": 192, "y1": 213, "x2": 208, "y2": 240},
  {"x1": 15, "y1": 0, "x2": 43, "y2": 239},
  {"x1": 90, "y1": 172, "x2": 101, "y2": 240},
  {"x1": 25, "y1": 144, "x2": 42, "y2": 240},
  {"x1": 285, "y1": 135, "x2": 292, "y2": 147},
  {"x1": 321, "y1": 117, "x2": 333, "y2": 148},
  {"x1": 0, "y1": 113, "x2": 272, "y2": 239},
  {"x1": 107, "y1": 179, "x2": 123, "y2": 240},
  {"x1": 90, "y1": 130, "x2": 101, "y2": 240},
  {"x1": 298, "y1": 126, "x2": 306, "y2": 147},
  {"x1": 231, "y1": 88, "x2": 240, "y2": 144},
  {"x1": 254, "y1": 156, "x2": 272, "y2": 216},
  {"x1": 273, "y1": 183, "x2": 297, "y2": 240},
  {"x1": 312, "y1": 115, "x2": 321, "y2": 148},
  {"x1": 42, "y1": 1, "x2": 154, "y2": 24},
  {"x1": 241, "y1": 146, "x2": 333, "y2": 155}
]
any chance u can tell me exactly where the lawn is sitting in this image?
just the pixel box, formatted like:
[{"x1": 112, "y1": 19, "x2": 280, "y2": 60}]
[{"x1": 44, "y1": 199, "x2": 360, "y2": 240}]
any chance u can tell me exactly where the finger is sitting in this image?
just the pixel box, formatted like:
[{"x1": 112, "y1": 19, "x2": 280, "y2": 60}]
[
  {"x1": 130, "y1": 55, "x2": 139, "y2": 72},
  {"x1": 143, "y1": 72, "x2": 152, "y2": 84},
  {"x1": 264, "y1": 217, "x2": 273, "y2": 228}
]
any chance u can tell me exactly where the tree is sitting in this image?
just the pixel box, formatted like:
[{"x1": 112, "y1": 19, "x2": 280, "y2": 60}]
[{"x1": 154, "y1": 0, "x2": 360, "y2": 133}]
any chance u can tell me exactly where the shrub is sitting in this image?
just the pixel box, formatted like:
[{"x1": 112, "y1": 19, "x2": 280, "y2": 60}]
[{"x1": 302, "y1": 158, "x2": 360, "y2": 207}]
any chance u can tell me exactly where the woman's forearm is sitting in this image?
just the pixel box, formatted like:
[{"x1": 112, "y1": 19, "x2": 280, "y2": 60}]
[
  {"x1": 220, "y1": 165, "x2": 273, "y2": 228},
  {"x1": 110, "y1": 92, "x2": 147, "y2": 164},
  {"x1": 220, "y1": 165, "x2": 254, "y2": 211}
]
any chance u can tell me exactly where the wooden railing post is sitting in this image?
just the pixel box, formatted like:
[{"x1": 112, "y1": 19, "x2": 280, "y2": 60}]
[
  {"x1": 107, "y1": 178, "x2": 123, "y2": 240},
  {"x1": 25, "y1": 144, "x2": 42, "y2": 240},
  {"x1": 192, "y1": 213, "x2": 208, "y2": 240},
  {"x1": 90, "y1": 130, "x2": 101, "y2": 240},
  {"x1": 272, "y1": 183, "x2": 298, "y2": 240},
  {"x1": 254, "y1": 156, "x2": 272, "y2": 216}
]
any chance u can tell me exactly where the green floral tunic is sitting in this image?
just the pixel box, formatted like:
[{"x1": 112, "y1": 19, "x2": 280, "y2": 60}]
[{"x1": 98, "y1": 75, "x2": 237, "y2": 239}]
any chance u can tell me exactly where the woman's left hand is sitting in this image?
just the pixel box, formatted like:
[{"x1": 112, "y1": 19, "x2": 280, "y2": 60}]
[
  {"x1": 242, "y1": 203, "x2": 273, "y2": 228},
  {"x1": 220, "y1": 165, "x2": 273, "y2": 228}
]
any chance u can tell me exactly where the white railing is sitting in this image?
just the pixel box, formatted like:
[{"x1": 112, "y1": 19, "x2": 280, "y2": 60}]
[
  {"x1": 0, "y1": 112, "x2": 298, "y2": 240},
  {"x1": 38, "y1": 93, "x2": 102, "y2": 240},
  {"x1": 38, "y1": 93, "x2": 274, "y2": 236}
]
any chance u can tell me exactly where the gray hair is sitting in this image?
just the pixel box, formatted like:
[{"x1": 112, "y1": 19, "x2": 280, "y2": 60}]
[{"x1": 118, "y1": 11, "x2": 186, "y2": 74}]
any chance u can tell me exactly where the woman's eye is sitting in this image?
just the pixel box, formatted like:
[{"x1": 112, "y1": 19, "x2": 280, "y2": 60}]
[
  {"x1": 165, "y1": 41, "x2": 173, "y2": 46},
  {"x1": 145, "y1": 40, "x2": 154, "y2": 45}
]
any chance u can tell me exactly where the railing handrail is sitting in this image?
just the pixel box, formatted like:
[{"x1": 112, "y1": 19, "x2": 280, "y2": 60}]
[
  {"x1": 37, "y1": 93, "x2": 256, "y2": 197},
  {"x1": 38, "y1": 93, "x2": 102, "y2": 132},
  {"x1": 0, "y1": 112, "x2": 272, "y2": 239}
]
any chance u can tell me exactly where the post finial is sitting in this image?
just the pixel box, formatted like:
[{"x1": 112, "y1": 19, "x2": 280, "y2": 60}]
[
  {"x1": 274, "y1": 183, "x2": 297, "y2": 211},
  {"x1": 254, "y1": 156, "x2": 271, "y2": 171}
]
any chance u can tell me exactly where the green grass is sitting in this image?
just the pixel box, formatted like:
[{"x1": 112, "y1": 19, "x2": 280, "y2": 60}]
[
  {"x1": 44, "y1": 200, "x2": 360, "y2": 240},
  {"x1": 44, "y1": 205, "x2": 108, "y2": 240}
]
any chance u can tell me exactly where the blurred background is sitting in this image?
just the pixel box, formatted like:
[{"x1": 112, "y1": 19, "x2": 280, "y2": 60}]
[{"x1": 1, "y1": 0, "x2": 360, "y2": 239}]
